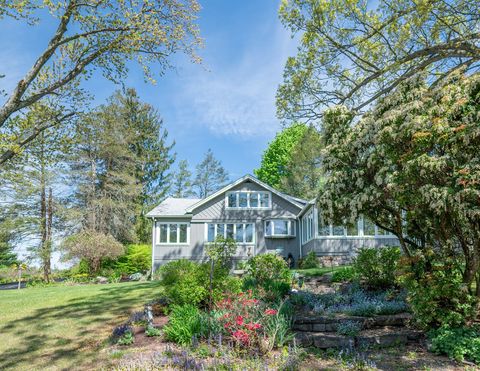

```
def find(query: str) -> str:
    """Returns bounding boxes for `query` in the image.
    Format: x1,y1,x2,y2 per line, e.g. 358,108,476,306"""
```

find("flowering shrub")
215,291,288,351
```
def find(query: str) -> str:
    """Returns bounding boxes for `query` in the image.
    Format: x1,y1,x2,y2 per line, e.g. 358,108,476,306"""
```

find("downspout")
151,217,155,279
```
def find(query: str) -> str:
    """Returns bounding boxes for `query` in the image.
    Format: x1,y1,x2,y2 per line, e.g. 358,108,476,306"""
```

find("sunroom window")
265,219,295,237
225,191,271,209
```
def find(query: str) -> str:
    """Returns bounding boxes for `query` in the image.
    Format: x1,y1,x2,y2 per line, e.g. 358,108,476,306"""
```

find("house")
147,174,399,272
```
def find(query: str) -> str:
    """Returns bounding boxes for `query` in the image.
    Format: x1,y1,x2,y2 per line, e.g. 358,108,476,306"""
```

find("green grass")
293,265,351,277
0,281,163,370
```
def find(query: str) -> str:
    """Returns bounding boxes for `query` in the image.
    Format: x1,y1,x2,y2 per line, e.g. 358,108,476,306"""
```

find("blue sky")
0,0,298,180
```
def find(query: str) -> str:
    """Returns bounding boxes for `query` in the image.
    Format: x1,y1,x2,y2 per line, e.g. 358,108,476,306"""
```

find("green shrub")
117,330,134,345
429,325,480,364
245,253,291,285
112,244,151,275
145,326,162,337
400,255,477,329
331,266,356,283
336,321,362,337
159,260,208,307
163,304,203,346
353,247,401,289
264,301,294,349
299,251,318,269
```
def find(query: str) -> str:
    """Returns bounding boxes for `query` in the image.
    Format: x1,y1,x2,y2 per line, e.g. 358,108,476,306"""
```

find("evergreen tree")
172,159,194,198
69,89,175,243
0,218,18,267
193,149,229,198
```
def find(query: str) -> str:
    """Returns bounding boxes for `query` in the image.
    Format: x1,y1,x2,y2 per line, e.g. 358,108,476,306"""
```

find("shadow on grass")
0,281,162,370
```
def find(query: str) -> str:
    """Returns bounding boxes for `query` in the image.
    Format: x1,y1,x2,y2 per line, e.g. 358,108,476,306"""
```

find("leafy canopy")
277,0,480,121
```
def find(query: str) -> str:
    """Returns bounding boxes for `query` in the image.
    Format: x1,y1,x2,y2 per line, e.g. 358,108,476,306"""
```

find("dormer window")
226,191,271,209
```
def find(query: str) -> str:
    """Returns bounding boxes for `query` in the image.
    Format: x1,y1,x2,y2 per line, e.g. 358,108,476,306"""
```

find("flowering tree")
318,71,480,296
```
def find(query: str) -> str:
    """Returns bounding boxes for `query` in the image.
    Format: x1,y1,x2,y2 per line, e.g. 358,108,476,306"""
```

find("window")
363,218,376,236
265,219,295,237
301,210,315,242
226,191,271,209
156,222,189,244
206,223,255,243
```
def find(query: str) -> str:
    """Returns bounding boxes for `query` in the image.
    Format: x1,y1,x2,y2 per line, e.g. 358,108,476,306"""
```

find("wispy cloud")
171,21,297,139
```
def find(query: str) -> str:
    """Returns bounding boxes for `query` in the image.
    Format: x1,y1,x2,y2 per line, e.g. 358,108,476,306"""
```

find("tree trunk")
44,187,53,283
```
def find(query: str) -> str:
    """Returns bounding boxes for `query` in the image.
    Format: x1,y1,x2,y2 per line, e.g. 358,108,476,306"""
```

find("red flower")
236,315,244,326
232,330,250,345
224,321,232,329
245,322,262,331
265,309,277,315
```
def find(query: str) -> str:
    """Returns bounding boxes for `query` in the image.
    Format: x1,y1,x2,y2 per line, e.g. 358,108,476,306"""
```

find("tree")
61,230,124,275
280,126,324,199
318,71,480,297
254,123,307,189
0,0,201,164
0,219,18,267
172,159,194,198
277,0,480,122
193,149,229,198
69,89,175,243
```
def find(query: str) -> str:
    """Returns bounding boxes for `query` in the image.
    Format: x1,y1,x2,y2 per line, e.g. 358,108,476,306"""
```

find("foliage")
399,254,477,329
61,230,124,274
117,331,134,346
254,123,307,189
69,89,175,244
0,218,17,267
244,253,292,302
353,247,401,289
429,325,480,364
171,159,194,198
291,284,409,317
280,126,324,199
245,253,291,285
163,304,203,346
0,0,201,163
193,149,229,198
317,72,480,298
299,251,318,269
112,244,151,275
145,326,162,337
336,321,363,337
277,0,480,121
215,291,290,351
159,259,208,307
205,236,237,269
331,266,356,283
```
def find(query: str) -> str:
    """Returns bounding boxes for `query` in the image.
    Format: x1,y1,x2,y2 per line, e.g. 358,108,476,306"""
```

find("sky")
0,0,298,268
0,0,299,180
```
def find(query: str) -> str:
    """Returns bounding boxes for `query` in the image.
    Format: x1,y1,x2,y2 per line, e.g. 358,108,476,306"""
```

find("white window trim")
301,210,315,244
225,191,272,210
204,222,256,245
315,215,396,239
265,219,296,238
155,222,190,245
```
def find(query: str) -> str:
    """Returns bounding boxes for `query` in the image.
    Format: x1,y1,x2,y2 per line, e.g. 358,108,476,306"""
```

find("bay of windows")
226,191,271,209
206,223,254,243
265,219,295,237
157,222,188,244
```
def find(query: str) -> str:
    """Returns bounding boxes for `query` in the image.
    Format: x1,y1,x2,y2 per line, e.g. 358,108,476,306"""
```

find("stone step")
293,313,411,332
295,327,423,349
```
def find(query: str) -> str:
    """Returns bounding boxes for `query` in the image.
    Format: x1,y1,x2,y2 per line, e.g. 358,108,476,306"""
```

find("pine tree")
172,160,194,198
193,149,229,198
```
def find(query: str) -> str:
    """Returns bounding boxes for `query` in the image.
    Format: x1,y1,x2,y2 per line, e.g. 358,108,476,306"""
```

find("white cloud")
171,22,297,139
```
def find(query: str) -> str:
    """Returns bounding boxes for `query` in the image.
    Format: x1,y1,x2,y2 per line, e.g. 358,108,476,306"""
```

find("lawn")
0,281,163,370
293,265,350,277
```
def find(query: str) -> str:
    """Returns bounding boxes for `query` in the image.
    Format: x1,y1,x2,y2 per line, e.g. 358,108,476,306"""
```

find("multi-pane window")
265,219,295,237
226,191,271,209
206,223,255,243
156,222,189,244
313,213,395,237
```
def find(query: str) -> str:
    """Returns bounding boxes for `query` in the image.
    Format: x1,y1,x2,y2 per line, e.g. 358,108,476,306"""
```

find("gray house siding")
152,180,302,271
